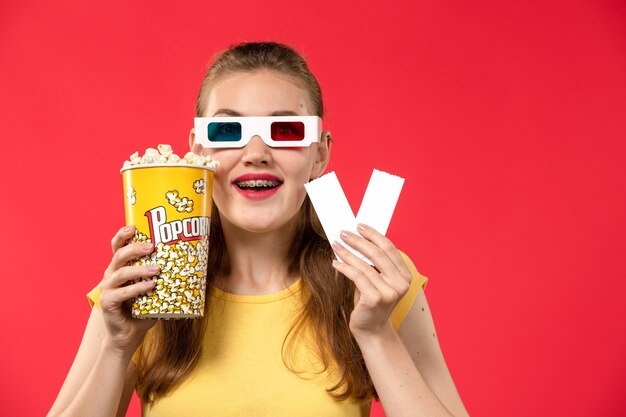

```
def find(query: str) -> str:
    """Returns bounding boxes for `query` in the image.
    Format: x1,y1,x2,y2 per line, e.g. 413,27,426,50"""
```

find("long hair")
135,41,375,402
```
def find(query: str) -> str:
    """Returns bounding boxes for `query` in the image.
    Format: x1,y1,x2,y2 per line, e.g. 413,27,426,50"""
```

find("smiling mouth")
234,179,283,191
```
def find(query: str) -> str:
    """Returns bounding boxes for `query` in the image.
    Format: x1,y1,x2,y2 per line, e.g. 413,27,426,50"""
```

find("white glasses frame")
194,116,323,148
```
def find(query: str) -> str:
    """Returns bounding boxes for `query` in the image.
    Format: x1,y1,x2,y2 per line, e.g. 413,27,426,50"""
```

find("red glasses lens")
270,121,305,141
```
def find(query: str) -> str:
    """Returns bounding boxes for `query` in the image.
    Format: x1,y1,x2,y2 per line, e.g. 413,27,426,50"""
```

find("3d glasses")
194,116,323,148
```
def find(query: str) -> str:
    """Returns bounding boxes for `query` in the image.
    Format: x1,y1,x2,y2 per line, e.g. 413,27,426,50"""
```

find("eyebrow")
211,109,300,117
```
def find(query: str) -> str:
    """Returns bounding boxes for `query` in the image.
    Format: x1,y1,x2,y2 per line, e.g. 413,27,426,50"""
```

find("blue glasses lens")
207,122,242,142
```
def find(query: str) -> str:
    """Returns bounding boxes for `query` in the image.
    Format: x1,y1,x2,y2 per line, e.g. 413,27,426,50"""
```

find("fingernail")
340,230,351,240
332,241,344,251
141,242,153,251
148,265,160,273
357,224,367,232
124,226,132,232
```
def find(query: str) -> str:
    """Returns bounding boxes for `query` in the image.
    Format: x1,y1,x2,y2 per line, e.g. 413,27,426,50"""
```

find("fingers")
332,241,401,306
336,227,411,296
100,264,159,311
100,279,156,313
108,241,155,273
104,264,160,289
355,224,411,281
103,226,160,309
111,225,136,254
332,252,380,296
341,230,398,278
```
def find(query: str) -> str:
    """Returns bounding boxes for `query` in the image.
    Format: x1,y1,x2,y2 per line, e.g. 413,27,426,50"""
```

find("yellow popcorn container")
121,164,214,319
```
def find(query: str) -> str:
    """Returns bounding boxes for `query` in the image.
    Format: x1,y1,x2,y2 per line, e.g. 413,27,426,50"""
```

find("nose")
241,135,272,166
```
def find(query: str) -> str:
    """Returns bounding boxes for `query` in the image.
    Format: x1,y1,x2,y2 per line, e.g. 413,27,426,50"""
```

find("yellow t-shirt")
87,253,427,416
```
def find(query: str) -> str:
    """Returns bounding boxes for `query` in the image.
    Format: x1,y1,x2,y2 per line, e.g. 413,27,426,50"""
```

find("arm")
331,224,470,417
356,288,471,417
395,289,470,417
47,226,158,417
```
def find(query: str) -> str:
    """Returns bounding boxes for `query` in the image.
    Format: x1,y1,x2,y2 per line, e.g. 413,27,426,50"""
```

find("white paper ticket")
305,169,405,264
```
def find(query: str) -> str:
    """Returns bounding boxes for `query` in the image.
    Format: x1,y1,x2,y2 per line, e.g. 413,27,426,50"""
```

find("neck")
218,216,298,295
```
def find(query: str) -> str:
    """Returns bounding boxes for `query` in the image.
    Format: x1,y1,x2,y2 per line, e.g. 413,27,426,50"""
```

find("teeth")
236,179,280,188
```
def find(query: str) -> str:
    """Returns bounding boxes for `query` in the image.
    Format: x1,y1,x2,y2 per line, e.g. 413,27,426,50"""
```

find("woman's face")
190,70,330,235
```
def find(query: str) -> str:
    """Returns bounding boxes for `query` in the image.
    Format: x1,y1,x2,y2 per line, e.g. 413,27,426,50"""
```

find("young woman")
48,41,470,417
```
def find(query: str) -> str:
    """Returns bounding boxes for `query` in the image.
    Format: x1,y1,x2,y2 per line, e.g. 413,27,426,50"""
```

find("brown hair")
135,41,375,402
195,41,323,118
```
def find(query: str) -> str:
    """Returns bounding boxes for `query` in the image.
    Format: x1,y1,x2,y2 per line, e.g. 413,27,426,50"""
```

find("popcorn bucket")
121,165,214,319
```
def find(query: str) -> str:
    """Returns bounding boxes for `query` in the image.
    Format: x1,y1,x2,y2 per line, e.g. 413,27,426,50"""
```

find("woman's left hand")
331,223,412,340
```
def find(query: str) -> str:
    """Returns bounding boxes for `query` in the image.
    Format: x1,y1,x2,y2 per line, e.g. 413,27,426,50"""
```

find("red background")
1,1,625,416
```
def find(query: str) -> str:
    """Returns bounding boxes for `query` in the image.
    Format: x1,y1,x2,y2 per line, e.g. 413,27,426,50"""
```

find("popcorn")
167,154,181,164
140,154,157,164
145,148,160,158
130,231,209,318
122,144,219,169
182,151,211,166
165,190,194,213
126,186,136,205
193,179,206,194
122,144,215,319
157,144,173,157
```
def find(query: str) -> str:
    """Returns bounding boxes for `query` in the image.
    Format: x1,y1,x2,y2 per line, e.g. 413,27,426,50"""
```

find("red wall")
1,1,625,416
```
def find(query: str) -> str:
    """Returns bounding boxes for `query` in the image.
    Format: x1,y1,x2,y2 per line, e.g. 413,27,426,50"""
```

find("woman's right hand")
99,225,159,356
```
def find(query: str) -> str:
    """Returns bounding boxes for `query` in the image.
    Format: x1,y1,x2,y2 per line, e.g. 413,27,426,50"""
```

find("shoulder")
390,251,428,331
87,284,102,309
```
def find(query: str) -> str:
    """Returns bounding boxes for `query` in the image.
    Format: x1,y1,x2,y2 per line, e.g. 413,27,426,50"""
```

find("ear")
310,130,332,179
188,127,204,155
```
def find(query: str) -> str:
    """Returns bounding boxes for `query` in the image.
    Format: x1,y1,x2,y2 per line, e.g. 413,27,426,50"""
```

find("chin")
224,211,298,235
242,223,282,234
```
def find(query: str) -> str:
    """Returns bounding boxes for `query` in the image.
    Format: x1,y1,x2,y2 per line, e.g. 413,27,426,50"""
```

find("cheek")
213,170,233,200
200,147,220,159
205,149,237,176
204,150,236,203
281,150,316,177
